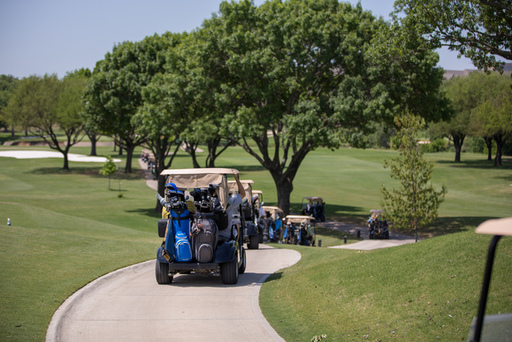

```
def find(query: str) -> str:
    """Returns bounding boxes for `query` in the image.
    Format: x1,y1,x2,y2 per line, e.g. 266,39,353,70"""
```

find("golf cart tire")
248,234,259,249
239,247,246,274
220,258,239,284
155,260,173,284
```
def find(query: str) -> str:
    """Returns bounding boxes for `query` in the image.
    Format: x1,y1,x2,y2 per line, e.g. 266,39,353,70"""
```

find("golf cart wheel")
239,247,246,274
248,234,259,249
220,256,239,285
155,260,173,284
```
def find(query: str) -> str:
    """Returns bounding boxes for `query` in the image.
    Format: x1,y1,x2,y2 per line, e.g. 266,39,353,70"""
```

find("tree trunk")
63,153,69,170
124,146,133,173
452,133,465,162
494,134,504,167
484,137,493,161
87,132,99,156
275,178,294,216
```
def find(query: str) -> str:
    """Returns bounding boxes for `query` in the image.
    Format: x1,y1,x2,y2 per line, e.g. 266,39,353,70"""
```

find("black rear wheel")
248,234,259,249
221,255,239,284
239,247,246,274
155,260,173,284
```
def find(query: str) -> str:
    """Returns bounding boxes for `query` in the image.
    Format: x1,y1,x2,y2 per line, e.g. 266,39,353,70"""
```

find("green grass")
0,143,510,341
0,145,158,341
261,232,512,341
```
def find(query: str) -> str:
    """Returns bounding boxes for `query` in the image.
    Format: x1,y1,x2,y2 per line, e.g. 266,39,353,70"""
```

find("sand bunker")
0,150,121,163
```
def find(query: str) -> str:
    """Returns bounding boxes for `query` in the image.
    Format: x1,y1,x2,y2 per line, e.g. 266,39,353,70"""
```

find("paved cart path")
46,245,301,342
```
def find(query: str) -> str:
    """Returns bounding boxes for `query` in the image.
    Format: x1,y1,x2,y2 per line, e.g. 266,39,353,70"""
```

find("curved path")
47,245,301,342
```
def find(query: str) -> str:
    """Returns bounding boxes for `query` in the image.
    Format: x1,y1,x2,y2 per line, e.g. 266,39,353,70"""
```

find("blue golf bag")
163,184,193,262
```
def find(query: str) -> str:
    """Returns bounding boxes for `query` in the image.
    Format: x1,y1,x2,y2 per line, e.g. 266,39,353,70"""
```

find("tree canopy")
394,0,512,71
190,0,449,213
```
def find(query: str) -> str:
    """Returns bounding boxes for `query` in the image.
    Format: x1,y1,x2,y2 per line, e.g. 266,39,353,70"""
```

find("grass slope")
261,232,512,341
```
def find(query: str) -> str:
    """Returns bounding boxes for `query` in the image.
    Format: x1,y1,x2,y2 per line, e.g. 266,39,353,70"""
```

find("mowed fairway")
0,144,511,341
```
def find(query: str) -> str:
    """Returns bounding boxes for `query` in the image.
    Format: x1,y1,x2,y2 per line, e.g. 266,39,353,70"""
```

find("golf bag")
163,184,193,262
191,214,218,263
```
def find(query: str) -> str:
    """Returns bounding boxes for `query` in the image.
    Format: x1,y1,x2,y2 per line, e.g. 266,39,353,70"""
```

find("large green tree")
381,114,447,242
84,34,172,172
0,75,19,134
472,72,512,166
394,0,512,71
3,73,86,169
429,75,482,162
198,0,448,214
133,33,190,204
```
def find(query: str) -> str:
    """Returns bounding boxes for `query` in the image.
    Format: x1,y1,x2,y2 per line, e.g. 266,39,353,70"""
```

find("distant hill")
443,62,511,79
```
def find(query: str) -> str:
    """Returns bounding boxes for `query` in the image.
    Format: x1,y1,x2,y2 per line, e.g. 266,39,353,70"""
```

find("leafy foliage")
381,114,447,241
99,155,118,190
394,0,512,71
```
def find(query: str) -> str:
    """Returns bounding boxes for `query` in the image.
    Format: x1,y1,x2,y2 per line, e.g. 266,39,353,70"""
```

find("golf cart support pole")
472,234,502,342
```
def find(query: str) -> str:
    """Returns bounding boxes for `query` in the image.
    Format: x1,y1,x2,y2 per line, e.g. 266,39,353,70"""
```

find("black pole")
472,235,502,342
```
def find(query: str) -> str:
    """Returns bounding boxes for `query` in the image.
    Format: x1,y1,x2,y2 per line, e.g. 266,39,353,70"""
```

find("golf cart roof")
160,168,239,208
370,209,384,216
286,215,313,224
303,196,323,202
262,206,283,212
228,180,253,200
262,206,284,220
476,217,512,236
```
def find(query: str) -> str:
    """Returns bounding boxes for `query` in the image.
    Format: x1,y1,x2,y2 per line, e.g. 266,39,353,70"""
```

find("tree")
429,74,482,162
472,72,512,166
0,75,19,134
381,114,447,242
84,34,171,173
394,0,512,71
199,0,448,214
3,73,86,169
99,155,118,190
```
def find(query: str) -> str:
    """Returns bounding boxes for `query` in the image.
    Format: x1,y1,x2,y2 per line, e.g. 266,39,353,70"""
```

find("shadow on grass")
230,164,267,172
264,271,284,283
436,157,512,170
125,207,161,219
382,216,498,239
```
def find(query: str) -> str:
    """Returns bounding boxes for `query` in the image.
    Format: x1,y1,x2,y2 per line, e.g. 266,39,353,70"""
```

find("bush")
420,138,447,153
464,136,486,153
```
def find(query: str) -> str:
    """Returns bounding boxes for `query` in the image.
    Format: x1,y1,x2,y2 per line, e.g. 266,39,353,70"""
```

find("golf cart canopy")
262,206,284,220
476,217,512,236
160,168,239,209
228,180,254,200
286,215,313,225
303,196,324,203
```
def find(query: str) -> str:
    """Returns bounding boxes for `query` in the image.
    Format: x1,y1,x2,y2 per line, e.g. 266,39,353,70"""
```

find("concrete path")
315,220,417,250
46,245,301,342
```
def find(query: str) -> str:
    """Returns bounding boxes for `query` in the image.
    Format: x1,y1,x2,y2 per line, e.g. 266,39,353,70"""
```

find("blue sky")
0,0,477,79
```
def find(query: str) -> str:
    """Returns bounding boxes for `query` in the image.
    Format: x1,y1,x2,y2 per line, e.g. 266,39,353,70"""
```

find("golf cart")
228,179,261,249
261,206,284,242
155,168,246,285
284,215,315,246
301,196,325,222
367,209,389,239
467,217,512,341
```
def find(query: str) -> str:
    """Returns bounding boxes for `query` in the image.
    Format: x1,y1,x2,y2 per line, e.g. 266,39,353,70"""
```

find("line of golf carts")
154,169,321,284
